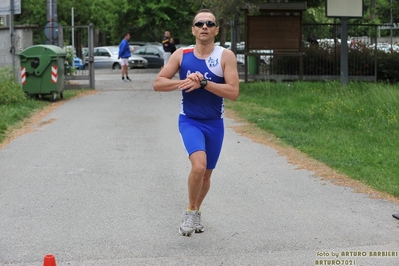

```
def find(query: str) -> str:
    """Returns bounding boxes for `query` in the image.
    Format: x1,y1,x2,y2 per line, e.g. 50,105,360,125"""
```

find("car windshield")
134,48,145,55
108,46,119,55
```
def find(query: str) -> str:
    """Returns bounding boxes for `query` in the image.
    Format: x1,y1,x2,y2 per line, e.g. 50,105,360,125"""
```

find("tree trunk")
370,0,376,20
219,18,227,46
370,0,376,44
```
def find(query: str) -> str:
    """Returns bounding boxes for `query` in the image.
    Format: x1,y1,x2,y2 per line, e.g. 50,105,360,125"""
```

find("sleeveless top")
179,45,226,120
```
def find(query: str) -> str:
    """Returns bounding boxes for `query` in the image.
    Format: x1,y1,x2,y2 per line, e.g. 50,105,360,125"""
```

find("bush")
0,68,27,105
64,45,77,75
376,50,399,84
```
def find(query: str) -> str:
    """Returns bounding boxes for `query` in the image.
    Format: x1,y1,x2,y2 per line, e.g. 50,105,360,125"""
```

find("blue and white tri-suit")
178,45,226,169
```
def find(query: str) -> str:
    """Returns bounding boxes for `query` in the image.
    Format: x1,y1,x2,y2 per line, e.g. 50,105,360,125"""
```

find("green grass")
0,67,89,143
226,81,399,197
0,90,85,144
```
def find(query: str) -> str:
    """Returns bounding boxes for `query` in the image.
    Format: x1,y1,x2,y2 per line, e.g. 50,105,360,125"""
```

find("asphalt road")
1,71,399,266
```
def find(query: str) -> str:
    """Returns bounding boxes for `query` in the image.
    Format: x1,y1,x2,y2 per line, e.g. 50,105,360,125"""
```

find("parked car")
133,45,164,68
129,41,162,46
175,44,191,48
82,47,88,57
66,56,84,70
73,56,84,70
83,46,148,70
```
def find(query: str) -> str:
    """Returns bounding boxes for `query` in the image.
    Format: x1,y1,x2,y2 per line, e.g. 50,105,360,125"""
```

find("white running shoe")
179,209,197,237
194,211,204,233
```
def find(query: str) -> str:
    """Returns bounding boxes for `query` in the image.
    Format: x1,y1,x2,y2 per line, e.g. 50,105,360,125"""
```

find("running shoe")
179,209,197,237
194,210,204,233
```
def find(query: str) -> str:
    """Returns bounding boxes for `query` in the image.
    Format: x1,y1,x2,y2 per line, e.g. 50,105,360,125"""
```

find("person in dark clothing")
170,38,177,54
162,31,172,66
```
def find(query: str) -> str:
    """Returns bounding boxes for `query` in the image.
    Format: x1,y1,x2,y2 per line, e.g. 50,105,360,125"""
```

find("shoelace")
183,211,196,227
195,213,201,225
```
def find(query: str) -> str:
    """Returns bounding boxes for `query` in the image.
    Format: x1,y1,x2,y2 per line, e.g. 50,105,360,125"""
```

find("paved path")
1,72,399,265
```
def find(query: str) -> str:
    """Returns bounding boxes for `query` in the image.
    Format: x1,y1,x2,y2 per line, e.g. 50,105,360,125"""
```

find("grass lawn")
225,81,399,198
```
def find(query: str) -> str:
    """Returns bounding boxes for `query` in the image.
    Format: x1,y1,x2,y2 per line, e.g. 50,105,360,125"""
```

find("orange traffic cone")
43,254,56,266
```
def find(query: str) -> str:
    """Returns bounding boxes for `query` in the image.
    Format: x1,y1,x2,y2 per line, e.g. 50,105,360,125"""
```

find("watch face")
200,79,207,87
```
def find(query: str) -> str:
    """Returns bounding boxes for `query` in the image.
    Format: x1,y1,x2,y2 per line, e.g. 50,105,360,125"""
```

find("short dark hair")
193,9,217,24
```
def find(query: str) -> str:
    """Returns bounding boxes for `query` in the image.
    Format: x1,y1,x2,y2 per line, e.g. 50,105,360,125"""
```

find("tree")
13,0,399,47
189,0,245,44
15,0,127,45
111,0,196,44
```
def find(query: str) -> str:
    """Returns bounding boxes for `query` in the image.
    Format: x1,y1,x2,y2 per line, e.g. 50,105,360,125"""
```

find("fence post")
89,23,95,89
340,17,349,86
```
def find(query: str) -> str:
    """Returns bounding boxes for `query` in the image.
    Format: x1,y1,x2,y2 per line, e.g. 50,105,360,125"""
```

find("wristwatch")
200,79,207,88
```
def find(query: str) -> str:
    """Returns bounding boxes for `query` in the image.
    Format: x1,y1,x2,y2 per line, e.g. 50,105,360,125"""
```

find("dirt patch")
0,90,97,150
224,109,399,205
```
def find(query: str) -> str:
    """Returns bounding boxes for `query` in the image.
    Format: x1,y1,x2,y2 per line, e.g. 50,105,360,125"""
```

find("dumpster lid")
18,45,66,58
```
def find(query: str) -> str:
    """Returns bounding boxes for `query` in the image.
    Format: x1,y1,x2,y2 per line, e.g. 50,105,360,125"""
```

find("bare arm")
153,49,182,92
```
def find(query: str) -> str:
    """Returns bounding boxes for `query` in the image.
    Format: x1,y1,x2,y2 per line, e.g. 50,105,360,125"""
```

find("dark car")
133,45,164,68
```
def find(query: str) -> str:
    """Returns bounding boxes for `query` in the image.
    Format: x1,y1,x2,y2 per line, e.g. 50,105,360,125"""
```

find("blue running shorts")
178,114,224,169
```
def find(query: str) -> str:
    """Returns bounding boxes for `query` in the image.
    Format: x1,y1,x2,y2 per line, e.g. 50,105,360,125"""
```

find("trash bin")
248,55,259,75
18,45,66,101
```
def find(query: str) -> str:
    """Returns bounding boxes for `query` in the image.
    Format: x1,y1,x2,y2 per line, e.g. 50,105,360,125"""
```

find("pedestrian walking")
153,9,240,237
118,33,132,82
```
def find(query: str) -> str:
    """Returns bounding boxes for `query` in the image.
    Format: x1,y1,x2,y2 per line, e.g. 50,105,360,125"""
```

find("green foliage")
226,81,399,197
375,0,399,24
115,0,197,44
0,68,27,105
0,67,43,143
63,45,77,75
376,50,399,83
12,0,399,46
0,87,87,144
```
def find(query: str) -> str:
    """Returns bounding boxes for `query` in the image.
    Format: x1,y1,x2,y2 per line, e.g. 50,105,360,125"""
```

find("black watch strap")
200,79,207,88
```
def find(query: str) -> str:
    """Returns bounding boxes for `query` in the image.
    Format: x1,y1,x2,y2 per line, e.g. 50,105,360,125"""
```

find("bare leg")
187,150,207,210
125,65,129,79
197,169,212,210
121,65,128,78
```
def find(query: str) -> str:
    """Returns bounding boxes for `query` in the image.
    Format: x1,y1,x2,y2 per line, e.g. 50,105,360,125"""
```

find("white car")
83,46,148,69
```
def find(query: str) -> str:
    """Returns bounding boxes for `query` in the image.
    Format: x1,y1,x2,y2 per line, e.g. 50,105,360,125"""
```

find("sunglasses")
194,20,217,28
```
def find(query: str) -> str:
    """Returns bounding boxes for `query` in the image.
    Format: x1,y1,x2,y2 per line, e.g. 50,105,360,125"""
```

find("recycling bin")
18,45,66,101
248,55,259,75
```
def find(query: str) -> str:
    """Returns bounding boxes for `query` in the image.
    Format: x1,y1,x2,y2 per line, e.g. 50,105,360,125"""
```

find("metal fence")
235,23,387,82
32,24,94,89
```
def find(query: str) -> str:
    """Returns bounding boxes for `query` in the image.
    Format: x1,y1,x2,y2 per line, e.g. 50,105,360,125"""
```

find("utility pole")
46,0,58,45
10,0,16,81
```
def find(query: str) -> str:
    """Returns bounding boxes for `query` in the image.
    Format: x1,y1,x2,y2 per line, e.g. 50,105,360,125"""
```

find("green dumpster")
18,45,66,101
248,55,259,75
